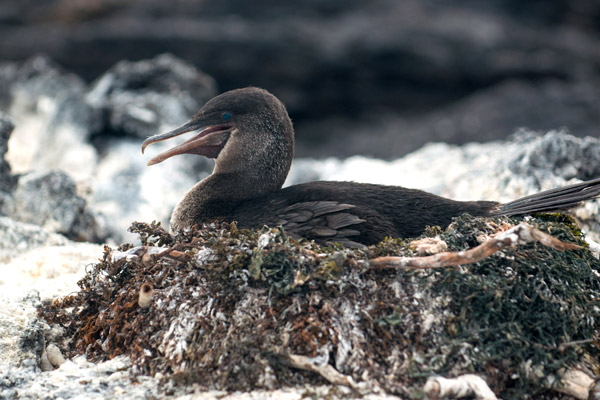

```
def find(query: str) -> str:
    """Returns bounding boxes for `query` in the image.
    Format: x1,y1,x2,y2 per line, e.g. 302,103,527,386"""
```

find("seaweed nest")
41,214,600,399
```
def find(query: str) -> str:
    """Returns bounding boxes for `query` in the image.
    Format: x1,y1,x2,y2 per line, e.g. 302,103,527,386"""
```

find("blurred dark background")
1,0,599,159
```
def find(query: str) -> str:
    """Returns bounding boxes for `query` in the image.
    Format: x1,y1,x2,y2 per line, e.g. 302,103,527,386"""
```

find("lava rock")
86,53,217,139
0,74,107,243
0,292,44,392
0,216,69,263
507,129,600,182
12,170,107,242
0,112,16,195
0,56,101,180
0,113,13,176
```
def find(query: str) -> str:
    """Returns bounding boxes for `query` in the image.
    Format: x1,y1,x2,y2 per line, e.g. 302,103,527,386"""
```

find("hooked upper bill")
142,121,233,166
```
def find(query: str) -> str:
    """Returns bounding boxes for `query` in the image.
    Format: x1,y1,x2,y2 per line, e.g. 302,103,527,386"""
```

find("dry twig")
369,222,581,270
282,353,362,389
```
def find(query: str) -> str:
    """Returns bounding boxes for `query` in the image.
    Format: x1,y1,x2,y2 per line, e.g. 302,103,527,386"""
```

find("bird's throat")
169,172,279,231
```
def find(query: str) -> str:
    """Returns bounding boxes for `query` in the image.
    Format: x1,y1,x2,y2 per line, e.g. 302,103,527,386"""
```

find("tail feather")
492,177,600,217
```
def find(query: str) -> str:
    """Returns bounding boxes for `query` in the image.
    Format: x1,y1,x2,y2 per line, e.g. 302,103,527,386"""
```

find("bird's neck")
170,171,283,230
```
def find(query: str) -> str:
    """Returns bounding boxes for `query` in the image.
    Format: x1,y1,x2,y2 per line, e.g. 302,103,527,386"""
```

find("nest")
41,214,600,399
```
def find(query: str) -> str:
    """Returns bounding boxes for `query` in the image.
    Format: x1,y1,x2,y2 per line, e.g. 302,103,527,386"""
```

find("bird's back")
232,181,497,246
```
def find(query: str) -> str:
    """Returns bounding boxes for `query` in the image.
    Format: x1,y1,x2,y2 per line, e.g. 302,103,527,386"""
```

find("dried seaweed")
40,214,600,399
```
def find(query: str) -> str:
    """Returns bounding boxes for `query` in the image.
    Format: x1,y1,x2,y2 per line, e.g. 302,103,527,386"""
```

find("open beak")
141,121,232,166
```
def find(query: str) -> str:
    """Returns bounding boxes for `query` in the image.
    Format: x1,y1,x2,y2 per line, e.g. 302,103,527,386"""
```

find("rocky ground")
0,54,599,399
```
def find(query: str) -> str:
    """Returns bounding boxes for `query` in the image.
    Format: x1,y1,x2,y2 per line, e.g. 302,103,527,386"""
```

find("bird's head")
142,87,294,185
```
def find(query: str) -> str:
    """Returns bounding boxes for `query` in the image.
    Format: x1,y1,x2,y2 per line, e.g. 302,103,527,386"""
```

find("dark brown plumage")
142,87,600,247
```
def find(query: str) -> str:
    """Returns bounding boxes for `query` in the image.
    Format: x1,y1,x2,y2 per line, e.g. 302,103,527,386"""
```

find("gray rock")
0,95,107,243
0,55,87,109
12,170,107,242
0,113,16,209
1,55,101,180
0,292,43,394
0,112,14,182
508,129,600,181
0,216,68,263
87,53,217,139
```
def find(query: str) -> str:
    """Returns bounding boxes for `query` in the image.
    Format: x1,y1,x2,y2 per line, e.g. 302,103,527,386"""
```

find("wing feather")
274,201,366,246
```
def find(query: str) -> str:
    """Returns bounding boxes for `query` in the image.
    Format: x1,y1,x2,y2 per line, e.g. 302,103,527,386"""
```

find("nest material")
41,214,600,399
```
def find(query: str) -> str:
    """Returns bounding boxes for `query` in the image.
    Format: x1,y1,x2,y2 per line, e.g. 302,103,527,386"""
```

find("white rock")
45,344,66,368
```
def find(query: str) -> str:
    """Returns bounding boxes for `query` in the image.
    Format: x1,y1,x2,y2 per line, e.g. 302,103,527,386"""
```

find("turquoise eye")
222,112,231,121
